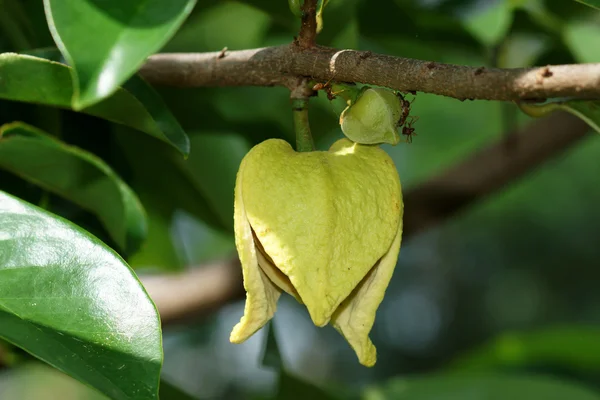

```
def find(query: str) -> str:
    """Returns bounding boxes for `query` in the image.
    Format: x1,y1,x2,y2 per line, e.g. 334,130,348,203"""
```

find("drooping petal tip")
230,158,282,343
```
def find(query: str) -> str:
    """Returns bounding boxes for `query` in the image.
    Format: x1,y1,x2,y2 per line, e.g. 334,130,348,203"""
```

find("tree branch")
140,45,600,101
141,258,243,325
403,112,590,235
143,112,591,325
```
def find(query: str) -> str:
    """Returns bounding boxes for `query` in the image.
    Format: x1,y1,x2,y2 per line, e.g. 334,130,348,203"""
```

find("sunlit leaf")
0,53,189,155
43,0,196,109
0,122,146,253
0,190,162,400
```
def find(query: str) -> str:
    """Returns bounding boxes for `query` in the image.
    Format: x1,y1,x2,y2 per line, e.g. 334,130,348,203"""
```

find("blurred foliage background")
2,0,600,399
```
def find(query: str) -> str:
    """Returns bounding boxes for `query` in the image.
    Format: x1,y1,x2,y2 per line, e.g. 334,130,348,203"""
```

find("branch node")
217,47,228,59
474,66,485,76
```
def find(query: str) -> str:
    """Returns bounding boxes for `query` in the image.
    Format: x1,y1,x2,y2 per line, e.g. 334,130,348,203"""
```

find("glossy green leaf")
0,190,162,400
0,122,146,253
518,100,600,133
451,327,600,373
0,53,189,155
43,0,196,109
363,375,600,400
574,0,600,10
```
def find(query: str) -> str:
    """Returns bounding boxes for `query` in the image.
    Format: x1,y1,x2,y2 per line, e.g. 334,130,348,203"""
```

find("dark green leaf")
159,380,199,400
573,0,600,10
0,53,189,155
0,0,35,50
0,122,146,253
43,0,196,109
450,327,600,373
0,190,162,400
162,2,271,53
364,374,600,400
182,132,250,231
518,100,600,133
126,192,183,271
115,128,232,270
277,371,340,400
262,323,283,370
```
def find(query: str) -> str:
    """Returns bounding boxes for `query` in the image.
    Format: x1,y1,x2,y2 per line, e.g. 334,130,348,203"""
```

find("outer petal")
242,139,401,327
331,215,403,367
230,162,281,344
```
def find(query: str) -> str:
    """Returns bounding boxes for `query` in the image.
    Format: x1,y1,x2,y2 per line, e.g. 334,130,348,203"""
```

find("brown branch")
140,258,243,325
140,45,600,101
297,0,318,49
403,112,590,236
143,112,591,325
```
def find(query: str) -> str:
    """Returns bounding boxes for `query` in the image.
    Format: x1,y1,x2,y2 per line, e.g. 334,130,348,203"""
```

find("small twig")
297,0,319,49
141,45,600,102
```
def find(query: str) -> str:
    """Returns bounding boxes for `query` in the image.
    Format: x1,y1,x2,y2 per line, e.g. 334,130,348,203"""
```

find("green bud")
339,87,402,145
289,0,303,18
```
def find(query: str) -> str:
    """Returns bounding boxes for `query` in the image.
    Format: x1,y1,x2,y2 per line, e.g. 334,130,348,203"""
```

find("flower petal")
230,164,281,344
331,216,403,367
241,139,401,328
255,235,303,304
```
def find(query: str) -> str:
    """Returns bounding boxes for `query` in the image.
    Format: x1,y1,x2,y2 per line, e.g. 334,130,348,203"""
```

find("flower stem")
292,98,315,152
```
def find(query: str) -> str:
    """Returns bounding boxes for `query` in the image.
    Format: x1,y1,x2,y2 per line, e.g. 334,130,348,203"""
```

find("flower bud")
340,87,402,145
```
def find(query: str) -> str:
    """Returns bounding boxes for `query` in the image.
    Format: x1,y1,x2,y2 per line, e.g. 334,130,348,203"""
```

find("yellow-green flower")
230,138,403,366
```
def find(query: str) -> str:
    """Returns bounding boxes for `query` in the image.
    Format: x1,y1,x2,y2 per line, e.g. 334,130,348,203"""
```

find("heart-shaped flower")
230,138,403,366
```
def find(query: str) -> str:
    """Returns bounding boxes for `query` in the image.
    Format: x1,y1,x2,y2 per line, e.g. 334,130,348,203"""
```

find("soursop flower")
230,138,403,366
